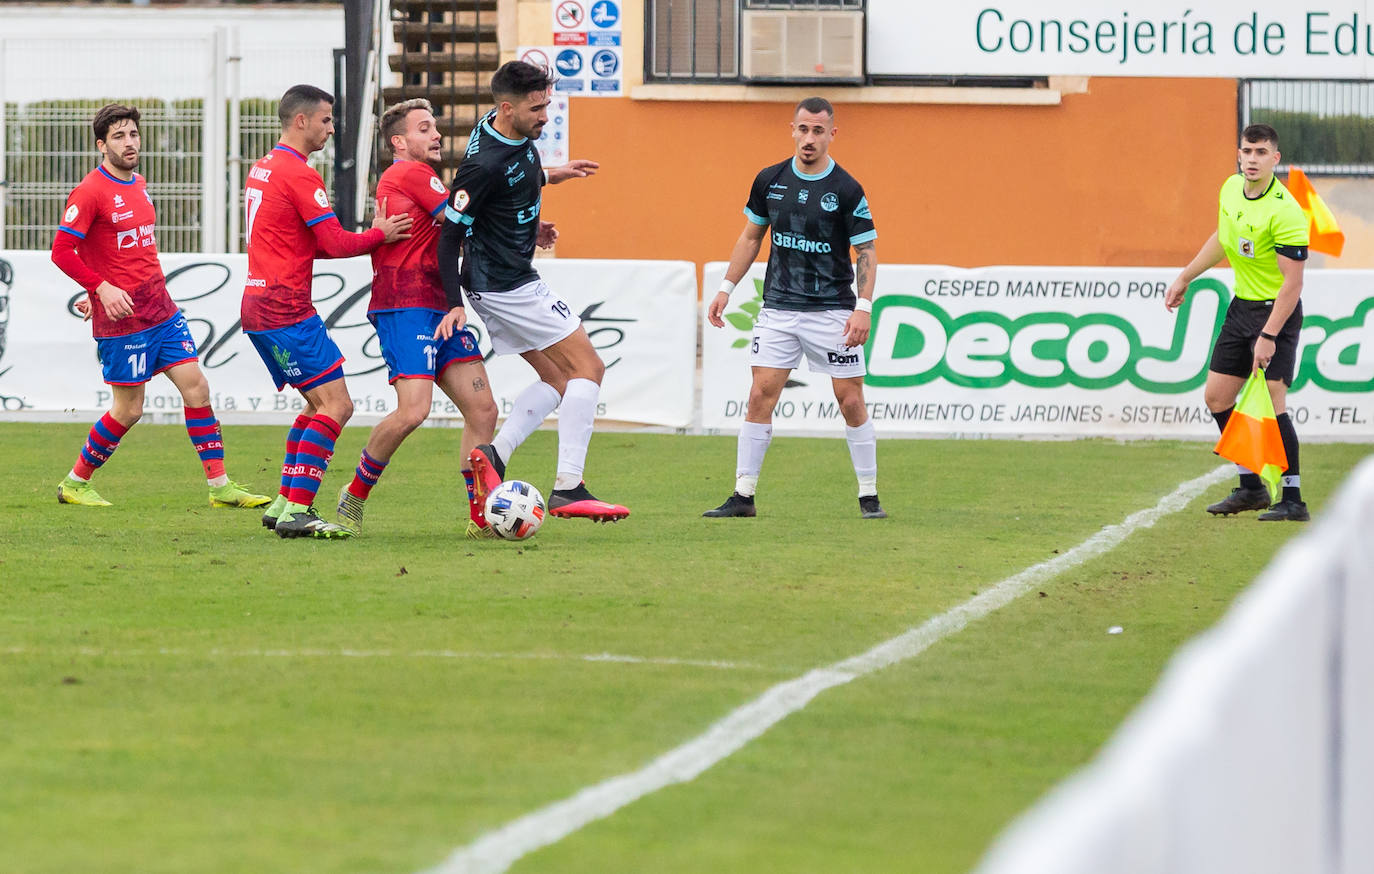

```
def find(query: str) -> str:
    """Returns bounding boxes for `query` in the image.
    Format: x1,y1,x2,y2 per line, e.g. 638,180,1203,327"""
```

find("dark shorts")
1209,297,1303,385
369,308,483,384
97,311,198,385
246,314,345,391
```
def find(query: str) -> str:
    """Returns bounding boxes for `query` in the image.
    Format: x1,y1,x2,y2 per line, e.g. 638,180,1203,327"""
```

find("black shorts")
1209,297,1303,385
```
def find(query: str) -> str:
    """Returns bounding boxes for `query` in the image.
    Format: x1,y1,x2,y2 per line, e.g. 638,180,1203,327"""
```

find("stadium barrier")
973,456,1374,874
0,252,697,427
5,254,1374,438
703,262,1374,438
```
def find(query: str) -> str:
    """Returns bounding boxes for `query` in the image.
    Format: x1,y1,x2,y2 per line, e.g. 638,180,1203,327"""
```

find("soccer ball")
483,480,546,540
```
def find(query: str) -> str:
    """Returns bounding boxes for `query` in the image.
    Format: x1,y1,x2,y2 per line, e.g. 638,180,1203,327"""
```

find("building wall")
504,2,1239,269
539,78,1239,270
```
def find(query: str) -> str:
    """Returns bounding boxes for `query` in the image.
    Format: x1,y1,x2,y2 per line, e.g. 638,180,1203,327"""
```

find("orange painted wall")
539,78,1238,275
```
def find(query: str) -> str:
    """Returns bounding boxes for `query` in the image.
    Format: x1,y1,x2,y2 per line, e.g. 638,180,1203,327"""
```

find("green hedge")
1250,109,1374,169
3,97,333,252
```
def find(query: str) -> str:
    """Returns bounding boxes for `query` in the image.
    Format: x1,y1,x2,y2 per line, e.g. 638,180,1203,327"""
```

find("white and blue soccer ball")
483,480,546,540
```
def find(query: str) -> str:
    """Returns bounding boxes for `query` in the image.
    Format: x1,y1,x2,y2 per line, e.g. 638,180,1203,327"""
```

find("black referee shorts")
1208,297,1303,385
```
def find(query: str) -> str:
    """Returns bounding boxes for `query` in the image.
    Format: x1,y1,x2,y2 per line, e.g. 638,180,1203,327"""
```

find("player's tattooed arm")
854,241,877,301
842,241,878,348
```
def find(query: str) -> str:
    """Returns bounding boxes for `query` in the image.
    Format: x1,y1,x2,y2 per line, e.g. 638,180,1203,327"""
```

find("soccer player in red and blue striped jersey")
334,98,499,538
49,103,269,510
242,85,411,539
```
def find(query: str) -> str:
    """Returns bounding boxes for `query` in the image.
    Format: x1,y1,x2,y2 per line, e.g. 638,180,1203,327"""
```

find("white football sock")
493,380,562,463
554,377,599,490
734,421,772,497
846,419,878,497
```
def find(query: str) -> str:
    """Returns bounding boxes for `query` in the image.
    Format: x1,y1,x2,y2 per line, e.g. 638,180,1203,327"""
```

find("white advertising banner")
868,1,1374,78
702,263,1374,438
0,252,696,427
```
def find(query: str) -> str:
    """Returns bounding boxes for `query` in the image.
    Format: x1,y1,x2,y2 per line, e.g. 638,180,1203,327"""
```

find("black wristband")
1259,330,1278,342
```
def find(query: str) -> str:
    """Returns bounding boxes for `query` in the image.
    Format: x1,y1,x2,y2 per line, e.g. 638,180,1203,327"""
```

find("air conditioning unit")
741,10,864,82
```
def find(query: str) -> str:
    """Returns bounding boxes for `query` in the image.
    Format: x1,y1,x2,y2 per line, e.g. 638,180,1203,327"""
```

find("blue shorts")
97,311,198,385
246,314,345,391
370,308,483,384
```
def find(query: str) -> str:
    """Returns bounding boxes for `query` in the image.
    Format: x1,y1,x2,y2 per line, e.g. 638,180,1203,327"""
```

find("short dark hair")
490,61,555,103
795,97,834,121
380,98,434,150
1242,123,1279,149
278,84,334,128
93,104,140,143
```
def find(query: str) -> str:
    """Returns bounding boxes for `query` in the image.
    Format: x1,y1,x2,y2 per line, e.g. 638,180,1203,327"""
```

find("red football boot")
468,444,505,506
548,482,630,522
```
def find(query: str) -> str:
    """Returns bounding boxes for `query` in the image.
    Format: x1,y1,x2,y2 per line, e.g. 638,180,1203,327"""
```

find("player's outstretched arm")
1165,230,1223,312
707,221,768,328
545,160,600,184
309,214,404,260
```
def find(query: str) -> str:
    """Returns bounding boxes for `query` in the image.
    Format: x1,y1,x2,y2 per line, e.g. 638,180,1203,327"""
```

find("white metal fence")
0,12,340,254
974,456,1374,874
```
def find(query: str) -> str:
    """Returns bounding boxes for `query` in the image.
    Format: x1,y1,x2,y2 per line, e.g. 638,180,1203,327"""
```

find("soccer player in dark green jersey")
1165,123,1310,522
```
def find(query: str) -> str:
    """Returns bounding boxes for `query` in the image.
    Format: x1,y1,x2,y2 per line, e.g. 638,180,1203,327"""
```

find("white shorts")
750,306,866,378
465,279,581,355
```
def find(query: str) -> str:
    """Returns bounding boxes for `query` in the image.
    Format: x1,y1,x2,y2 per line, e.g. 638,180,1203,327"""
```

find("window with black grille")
646,2,1037,87
648,1,865,83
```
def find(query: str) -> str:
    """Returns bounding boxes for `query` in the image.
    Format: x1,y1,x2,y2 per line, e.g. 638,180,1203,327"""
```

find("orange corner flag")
1287,167,1344,257
1214,369,1288,502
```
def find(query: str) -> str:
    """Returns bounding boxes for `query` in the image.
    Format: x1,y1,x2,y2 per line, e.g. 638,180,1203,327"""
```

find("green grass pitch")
1,421,1366,873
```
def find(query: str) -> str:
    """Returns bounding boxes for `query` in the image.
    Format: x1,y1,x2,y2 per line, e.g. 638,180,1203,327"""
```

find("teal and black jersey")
744,157,876,312
438,111,544,299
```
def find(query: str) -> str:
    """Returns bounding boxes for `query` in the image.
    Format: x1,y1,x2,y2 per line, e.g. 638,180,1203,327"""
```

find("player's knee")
543,374,568,396
179,378,210,407
835,390,867,423
396,406,429,433
111,407,142,429
468,394,498,431
573,355,605,384
1203,386,1233,412
746,390,778,420
460,399,498,443
327,402,354,427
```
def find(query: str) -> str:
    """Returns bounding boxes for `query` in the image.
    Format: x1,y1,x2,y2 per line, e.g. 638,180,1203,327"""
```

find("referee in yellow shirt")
1165,123,1310,522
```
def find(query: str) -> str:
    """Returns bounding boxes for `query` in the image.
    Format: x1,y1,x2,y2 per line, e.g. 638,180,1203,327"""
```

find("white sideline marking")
0,647,765,672
419,464,1234,874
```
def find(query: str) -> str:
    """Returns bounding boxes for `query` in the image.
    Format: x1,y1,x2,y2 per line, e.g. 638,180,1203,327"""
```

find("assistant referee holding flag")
1165,123,1310,522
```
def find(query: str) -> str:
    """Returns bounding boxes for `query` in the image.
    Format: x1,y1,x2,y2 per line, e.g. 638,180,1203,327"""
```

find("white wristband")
542,168,550,185
719,279,736,297
855,297,873,313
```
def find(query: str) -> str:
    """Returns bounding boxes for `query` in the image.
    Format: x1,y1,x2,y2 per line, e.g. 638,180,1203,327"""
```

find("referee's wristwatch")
1259,330,1279,342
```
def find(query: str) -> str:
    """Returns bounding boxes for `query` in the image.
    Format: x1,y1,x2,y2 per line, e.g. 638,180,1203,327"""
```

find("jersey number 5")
244,188,263,244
